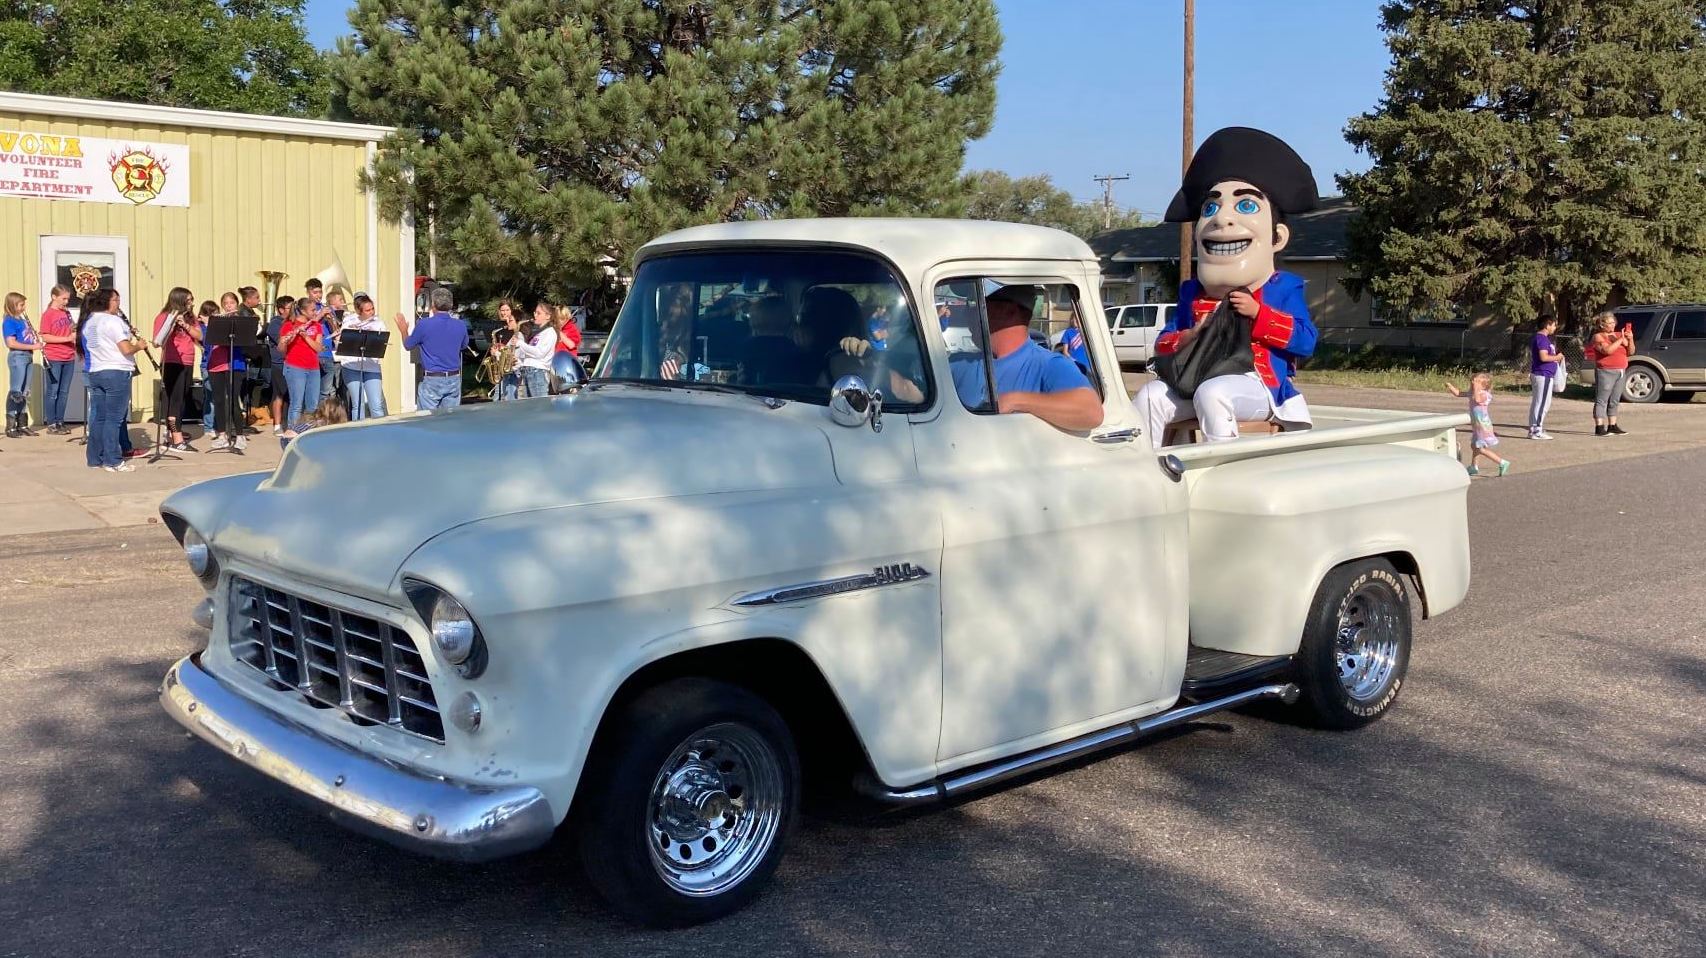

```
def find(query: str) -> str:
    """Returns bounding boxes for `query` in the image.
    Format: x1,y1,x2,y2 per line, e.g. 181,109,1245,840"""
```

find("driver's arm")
998,388,1104,431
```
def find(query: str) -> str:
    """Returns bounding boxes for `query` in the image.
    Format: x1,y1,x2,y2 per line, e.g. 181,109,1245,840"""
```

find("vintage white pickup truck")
159,219,1471,926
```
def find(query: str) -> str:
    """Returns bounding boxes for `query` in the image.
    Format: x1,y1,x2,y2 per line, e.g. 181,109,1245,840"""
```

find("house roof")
0,91,395,143
1091,196,1355,263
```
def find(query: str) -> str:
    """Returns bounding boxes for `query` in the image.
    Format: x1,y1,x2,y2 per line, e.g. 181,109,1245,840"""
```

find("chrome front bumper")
160,654,555,862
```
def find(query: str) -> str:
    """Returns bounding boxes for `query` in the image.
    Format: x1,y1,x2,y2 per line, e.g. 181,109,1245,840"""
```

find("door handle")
1093,427,1141,443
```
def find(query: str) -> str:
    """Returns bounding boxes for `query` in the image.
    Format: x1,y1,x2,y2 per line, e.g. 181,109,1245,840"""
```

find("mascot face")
1194,179,1290,299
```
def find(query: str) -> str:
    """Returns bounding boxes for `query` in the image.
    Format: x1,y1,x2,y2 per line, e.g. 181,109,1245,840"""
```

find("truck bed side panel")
1185,444,1471,657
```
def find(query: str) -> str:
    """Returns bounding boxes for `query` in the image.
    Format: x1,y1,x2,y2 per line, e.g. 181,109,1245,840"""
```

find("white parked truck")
159,219,1471,926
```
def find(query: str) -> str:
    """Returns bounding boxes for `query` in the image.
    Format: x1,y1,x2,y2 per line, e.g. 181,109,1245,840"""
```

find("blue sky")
302,0,1391,216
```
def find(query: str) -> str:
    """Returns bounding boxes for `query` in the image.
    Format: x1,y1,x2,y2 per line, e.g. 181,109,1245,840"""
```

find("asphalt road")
2,449,1703,957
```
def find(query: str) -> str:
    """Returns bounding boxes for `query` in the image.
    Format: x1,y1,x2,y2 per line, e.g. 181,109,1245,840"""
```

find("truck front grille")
227,576,444,742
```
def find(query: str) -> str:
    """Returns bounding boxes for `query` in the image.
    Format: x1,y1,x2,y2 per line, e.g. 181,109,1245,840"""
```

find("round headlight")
184,529,212,579
430,593,477,665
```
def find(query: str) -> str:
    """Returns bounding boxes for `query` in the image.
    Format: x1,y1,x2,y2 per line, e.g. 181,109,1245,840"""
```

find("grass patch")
1293,364,1531,394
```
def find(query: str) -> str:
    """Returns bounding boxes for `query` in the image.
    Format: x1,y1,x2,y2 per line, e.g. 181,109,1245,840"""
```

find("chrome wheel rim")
1626,372,1654,399
646,722,784,897
1334,583,1404,702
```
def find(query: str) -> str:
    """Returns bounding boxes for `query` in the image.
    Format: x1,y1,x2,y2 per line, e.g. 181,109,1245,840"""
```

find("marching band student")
319,285,343,402
278,298,324,430
4,291,43,437
38,286,78,434
555,304,583,359
152,286,203,451
265,296,294,435
514,302,559,398
204,292,249,451
79,288,145,472
337,294,388,420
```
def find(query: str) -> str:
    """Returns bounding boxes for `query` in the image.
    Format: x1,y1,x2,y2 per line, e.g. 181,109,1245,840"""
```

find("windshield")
597,249,931,408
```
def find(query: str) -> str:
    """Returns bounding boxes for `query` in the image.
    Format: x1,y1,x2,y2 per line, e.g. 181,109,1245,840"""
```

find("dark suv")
1589,306,1706,403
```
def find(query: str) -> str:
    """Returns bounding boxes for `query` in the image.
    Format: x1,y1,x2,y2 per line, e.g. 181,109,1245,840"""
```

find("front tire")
1622,365,1663,404
575,678,799,927
1293,559,1412,729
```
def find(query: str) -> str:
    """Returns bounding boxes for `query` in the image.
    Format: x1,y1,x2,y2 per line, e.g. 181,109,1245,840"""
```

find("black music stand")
336,330,389,414
206,315,261,455
146,378,182,463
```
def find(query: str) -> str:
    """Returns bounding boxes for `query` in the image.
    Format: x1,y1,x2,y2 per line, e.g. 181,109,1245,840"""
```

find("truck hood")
183,389,836,596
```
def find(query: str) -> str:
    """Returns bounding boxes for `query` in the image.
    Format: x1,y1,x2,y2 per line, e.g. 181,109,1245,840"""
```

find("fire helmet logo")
109,148,168,205
69,264,103,297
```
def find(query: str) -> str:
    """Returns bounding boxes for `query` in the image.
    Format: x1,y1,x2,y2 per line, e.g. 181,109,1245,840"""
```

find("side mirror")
829,375,883,433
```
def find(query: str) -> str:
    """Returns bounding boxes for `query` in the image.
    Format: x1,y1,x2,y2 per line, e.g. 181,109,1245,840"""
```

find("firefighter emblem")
69,264,104,298
109,148,169,205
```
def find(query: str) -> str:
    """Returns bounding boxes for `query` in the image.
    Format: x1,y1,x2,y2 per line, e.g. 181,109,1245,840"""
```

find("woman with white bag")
1528,316,1565,439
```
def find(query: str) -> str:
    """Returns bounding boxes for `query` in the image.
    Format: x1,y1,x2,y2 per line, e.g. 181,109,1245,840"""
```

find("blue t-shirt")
3,316,31,351
950,341,1091,409
1059,327,1090,372
405,312,470,373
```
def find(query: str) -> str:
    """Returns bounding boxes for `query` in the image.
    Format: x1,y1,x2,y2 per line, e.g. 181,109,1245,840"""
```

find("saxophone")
478,329,517,393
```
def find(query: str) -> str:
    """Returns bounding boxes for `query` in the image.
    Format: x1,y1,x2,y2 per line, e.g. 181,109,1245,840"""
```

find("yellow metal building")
0,91,417,423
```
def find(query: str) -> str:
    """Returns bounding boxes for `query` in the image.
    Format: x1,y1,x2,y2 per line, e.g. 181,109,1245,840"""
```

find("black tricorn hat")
1164,127,1319,223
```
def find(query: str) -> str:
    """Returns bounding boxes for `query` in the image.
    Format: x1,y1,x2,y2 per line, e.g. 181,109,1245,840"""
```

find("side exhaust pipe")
859,683,1300,806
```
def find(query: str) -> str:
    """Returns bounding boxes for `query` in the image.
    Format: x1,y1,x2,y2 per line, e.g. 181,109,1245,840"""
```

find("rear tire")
1292,559,1412,729
575,678,800,927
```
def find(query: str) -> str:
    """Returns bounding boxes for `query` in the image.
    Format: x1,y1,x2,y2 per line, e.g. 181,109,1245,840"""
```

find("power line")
1092,173,1131,229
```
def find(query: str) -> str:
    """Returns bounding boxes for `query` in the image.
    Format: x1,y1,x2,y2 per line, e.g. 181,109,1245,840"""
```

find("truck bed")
1166,405,1468,479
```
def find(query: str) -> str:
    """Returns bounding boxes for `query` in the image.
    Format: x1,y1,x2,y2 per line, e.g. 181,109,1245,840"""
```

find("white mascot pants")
1134,372,1273,450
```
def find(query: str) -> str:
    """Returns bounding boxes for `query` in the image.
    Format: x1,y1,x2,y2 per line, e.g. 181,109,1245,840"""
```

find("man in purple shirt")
393,287,469,410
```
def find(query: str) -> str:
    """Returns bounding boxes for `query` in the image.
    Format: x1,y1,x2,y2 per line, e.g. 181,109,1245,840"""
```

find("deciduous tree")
331,0,1001,295
963,170,1149,240
1340,0,1706,327
0,0,329,117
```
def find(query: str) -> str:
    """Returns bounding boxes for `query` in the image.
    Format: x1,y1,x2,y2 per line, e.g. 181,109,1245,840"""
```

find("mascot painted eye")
1235,197,1261,215
1201,200,1221,218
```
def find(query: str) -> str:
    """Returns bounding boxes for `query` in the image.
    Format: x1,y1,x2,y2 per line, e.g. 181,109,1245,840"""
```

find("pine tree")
331,0,1001,297
0,0,329,117
963,170,1150,239
1340,0,1706,328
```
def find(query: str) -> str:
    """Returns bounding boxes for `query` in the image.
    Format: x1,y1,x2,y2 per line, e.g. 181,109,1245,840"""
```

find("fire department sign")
0,129,190,207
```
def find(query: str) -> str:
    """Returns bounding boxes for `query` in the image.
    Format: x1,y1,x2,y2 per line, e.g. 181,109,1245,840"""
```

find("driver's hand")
838,336,870,357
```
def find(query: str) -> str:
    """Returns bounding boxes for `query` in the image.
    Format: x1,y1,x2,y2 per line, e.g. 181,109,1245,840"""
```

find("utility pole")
1180,0,1195,282
1092,173,1131,230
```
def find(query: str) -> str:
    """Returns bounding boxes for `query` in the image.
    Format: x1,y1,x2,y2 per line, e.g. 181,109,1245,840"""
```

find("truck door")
917,269,1189,768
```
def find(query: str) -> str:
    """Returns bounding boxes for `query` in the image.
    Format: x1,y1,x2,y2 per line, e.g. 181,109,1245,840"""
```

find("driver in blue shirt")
950,284,1103,431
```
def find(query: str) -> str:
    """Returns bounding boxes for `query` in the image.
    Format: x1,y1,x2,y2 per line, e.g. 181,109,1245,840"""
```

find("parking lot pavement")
1,441,1702,954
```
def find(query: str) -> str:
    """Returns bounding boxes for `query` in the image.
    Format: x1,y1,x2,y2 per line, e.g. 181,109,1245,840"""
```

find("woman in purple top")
1528,317,1564,439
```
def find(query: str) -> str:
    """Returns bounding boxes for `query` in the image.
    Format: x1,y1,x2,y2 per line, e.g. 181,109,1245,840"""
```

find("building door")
39,236,131,423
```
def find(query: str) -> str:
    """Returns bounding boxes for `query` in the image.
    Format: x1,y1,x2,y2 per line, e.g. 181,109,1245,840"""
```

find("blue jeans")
86,370,131,467
282,364,320,428
44,359,73,425
416,374,461,410
520,366,549,398
343,367,386,420
498,371,519,401
319,357,338,401
7,350,33,418
200,373,215,429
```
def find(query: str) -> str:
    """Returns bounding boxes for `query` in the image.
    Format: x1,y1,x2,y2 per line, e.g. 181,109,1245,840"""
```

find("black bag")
1152,294,1255,399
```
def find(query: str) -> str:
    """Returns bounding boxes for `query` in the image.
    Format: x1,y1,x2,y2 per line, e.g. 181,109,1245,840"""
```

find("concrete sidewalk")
0,424,281,536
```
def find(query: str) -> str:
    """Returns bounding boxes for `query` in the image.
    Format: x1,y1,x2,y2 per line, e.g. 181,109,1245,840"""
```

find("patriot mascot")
1135,127,1320,448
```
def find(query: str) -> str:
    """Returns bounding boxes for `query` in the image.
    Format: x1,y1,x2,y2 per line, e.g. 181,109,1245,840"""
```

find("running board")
857,683,1300,807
